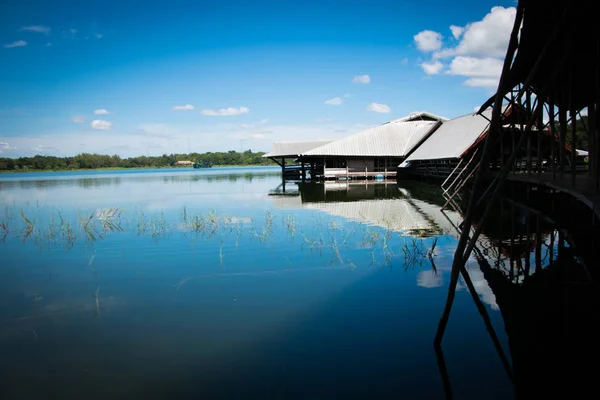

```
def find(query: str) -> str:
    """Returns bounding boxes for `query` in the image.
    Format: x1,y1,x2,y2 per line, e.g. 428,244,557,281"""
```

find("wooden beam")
537,97,543,176
434,1,526,345
559,106,567,176
550,100,556,180
571,105,577,186
526,90,532,178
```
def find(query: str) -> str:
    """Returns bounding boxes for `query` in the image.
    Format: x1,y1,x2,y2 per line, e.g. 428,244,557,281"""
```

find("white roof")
403,110,492,162
576,149,589,156
263,140,333,158
395,111,449,122
302,120,439,157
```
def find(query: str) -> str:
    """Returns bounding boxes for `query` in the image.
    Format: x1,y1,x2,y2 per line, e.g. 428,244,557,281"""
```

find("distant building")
174,160,194,166
264,112,447,180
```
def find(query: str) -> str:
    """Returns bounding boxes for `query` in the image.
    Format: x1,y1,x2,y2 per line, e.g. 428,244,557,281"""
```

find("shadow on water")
435,180,600,400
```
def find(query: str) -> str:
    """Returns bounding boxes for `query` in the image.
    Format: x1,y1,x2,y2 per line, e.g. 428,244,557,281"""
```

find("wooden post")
550,101,556,180
346,158,349,180
559,106,567,176
535,213,542,273
385,157,388,178
537,98,543,176
365,166,367,179
511,88,516,175
571,106,577,186
526,90,532,178
301,156,306,182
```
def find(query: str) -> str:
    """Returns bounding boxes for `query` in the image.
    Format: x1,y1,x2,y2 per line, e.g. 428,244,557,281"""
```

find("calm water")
0,167,516,399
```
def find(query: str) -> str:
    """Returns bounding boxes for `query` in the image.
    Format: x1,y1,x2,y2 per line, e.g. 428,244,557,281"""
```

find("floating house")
174,160,194,167
264,112,447,181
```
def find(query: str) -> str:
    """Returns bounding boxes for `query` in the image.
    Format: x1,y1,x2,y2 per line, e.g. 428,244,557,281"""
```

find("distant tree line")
0,150,275,171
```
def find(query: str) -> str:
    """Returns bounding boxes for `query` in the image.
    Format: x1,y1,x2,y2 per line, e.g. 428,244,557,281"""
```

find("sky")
0,0,517,158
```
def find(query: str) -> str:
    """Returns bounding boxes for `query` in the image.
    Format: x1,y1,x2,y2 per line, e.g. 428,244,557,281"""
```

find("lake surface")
0,167,521,398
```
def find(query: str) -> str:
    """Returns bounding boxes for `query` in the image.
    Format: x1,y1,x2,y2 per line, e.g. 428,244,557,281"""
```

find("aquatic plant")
20,209,34,239
92,286,101,316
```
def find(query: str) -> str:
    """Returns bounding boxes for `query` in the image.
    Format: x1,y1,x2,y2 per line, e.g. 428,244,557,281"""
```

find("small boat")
193,161,213,168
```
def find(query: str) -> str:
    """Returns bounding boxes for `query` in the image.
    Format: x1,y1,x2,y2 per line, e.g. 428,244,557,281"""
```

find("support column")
571,106,577,186
550,101,556,180
301,156,306,182
559,106,567,176
526,90,532,178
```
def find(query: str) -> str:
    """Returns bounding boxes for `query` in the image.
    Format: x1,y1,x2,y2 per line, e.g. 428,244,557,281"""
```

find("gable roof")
395,111,449,123
302,120,440,158
403,109,493,162
263,140,333,158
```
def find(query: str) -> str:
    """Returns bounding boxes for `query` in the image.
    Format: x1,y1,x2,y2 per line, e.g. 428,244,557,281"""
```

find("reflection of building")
271,181,464,237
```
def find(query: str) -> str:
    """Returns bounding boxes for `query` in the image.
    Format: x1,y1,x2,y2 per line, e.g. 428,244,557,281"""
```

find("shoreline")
0,165,277,174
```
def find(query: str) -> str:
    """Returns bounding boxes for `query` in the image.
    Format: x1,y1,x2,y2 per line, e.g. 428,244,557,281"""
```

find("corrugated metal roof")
263,140,333,158
395,111,449,122
302,120,439,157
403,110,492,162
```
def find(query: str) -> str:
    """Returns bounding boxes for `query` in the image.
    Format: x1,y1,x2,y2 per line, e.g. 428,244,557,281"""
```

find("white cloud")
91,120,112,130
0,141,16,152
367,103,391,113
352,75,371,84
94,109,111,115
325,97,342,106
249,133,266,140
464,78,500,90
3,40,27,48
421,60,444,75
201,106,250,116
71,116,85,123
450,25,464,40
33,144,58,153
137,123,180,138
172,104,194,111
434,6,516,59
447,56,503,78
415,6,516,91
401,58,409,66
414,30,443,52
20,25,51,35
240,118,269,129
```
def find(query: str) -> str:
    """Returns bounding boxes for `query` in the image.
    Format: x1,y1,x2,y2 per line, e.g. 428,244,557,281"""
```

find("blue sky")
0,0,516,157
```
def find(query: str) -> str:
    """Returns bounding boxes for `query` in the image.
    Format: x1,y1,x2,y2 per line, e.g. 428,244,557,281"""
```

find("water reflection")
274,179,600,399
2,168,597,398
435,182,600,399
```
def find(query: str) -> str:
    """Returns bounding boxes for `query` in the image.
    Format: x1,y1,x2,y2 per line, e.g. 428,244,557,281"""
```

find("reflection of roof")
303,199,434,233
303,120,439,157
403,110,492,162
263,141,333,158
